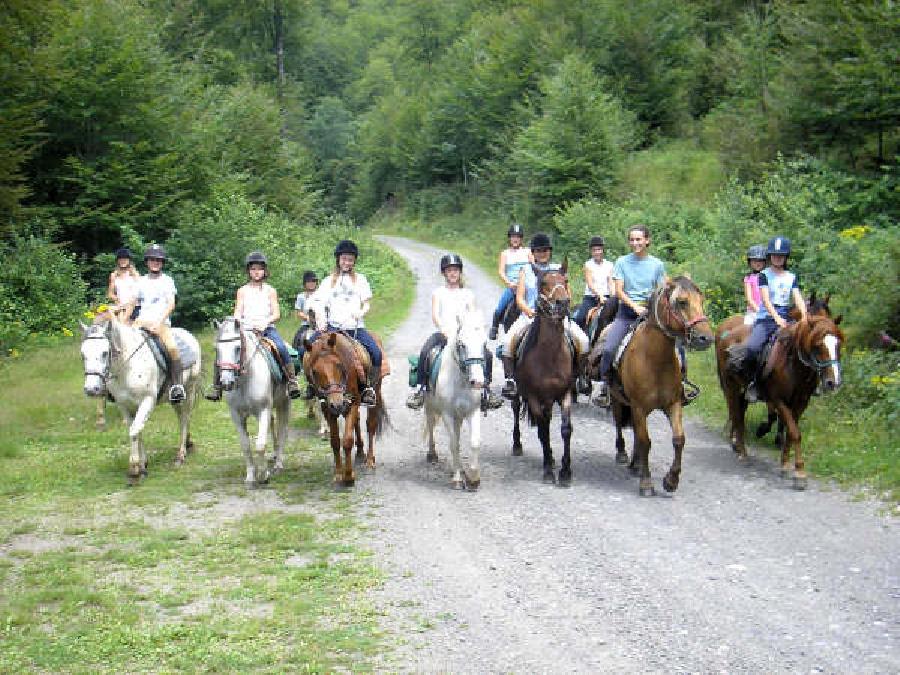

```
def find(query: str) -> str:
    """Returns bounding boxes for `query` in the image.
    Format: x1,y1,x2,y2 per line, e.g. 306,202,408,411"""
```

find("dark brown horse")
715,292,837,453
511,262,577,485
717,314,844,489
303,331,388,486
610,277,714,496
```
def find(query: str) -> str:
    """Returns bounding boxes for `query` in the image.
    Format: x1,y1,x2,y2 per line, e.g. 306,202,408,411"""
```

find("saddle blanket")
144,328,199,372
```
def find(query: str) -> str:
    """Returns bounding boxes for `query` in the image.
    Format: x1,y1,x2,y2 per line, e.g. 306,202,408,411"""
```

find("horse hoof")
543,472,556,485
793,476,808,491
245,480,258,490
615,450,629,465
662,476,678,493
512,445,523,457
451,479,464,490
465,479,480,491
639,484,656,497
426,451,439,464
342,478,355,488
780,466,792,479
95,422,106,431
628,465,640,477
557,474,572,488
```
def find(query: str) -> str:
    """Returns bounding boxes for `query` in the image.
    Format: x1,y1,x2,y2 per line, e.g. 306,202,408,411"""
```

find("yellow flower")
84,310,96,319
9,348,20,358
97,304,109,313
62,327,73,337
838,225,871,241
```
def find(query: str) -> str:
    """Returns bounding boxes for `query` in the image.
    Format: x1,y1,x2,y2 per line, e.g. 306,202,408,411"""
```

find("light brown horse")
715,292,837,454
610,277,714,496
512,262,577,485
303,331,388,486
717,314,844,489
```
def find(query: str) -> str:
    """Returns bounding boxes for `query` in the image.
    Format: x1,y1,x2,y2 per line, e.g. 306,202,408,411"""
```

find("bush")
0,232,87,353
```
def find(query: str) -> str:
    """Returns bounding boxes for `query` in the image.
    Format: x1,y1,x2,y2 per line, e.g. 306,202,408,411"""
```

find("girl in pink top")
743,244,766,325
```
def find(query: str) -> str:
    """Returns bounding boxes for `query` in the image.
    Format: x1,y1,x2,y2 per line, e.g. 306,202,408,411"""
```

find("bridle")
214,319,262,376
453,324,485,378
82,323,148,383
651,284,709,343
536,273,569,321
794,327,841,373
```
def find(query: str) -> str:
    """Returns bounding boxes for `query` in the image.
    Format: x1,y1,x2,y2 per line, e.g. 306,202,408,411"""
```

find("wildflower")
84,310,96,320
62,327,73,337
838,225,871,241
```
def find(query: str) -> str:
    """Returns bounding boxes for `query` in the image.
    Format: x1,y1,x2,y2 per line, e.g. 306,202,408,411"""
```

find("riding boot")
168,357,186,403
575,352,592,395
283,361,302,399
500,356,517,399
406,385,426,410
204,367,222,401
592,373,610,407
725,344,749,376
489,313,500,341
360,366,378,407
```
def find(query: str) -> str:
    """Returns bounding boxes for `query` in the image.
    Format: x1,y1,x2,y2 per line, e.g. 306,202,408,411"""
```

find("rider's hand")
634,305,647,316
775,316,787,329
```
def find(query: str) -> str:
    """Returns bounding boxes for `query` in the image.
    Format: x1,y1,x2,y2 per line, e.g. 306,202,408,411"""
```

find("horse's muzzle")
689,334,714,351
84,383,105,397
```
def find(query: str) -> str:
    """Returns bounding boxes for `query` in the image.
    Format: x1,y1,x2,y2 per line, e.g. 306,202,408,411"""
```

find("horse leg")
327,415,343,483
425,410,439,464
662,405,685,493
228,407,255,488
724,384,749,459
354,417,366,466
773,401,806,490
173,399,193,466
96,397,106,430
464,409,481,490
364,402,378,470
127,397,155,485
538,416,555,484
511,395,523,456
272,394,290,474
612,404,629,465
557,394,574,486
340,408,358,486
632,410,654,497
446,413,464,489
315,400,328,436
755,406,778,439
253,406,272,485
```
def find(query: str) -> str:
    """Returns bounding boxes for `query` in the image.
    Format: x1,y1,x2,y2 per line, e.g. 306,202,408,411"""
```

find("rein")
215,321,264,375
650,286,709,342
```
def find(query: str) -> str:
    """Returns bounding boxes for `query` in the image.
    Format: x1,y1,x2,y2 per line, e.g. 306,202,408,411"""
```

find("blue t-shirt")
612,253,666,304
757,268,799,320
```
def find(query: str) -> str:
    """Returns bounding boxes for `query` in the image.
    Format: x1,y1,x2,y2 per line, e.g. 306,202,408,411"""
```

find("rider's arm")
615,278,644,315
232,287,244,320
515,271,533,318
791,287,807,322
760,286,784,328
497,250,512,287
107,272,118,303
268,286,281,325
431,291,443,334
744,278,759,313
583,264,598,297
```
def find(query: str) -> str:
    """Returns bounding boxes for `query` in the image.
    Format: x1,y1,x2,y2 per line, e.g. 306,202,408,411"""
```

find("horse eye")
102,350,109,358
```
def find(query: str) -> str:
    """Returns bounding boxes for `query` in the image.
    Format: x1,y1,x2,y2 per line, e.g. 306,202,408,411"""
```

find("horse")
609,277,714,496
510,262,577,485
80,311,201,485
212,317,291,488
423,311,490,490
291,310,327,437
303,330,388,486
717,313,844,489
715,292,837,452
580,296,619,396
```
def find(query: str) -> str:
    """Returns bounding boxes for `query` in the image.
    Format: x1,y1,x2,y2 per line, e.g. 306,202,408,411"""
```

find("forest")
1,1,897,351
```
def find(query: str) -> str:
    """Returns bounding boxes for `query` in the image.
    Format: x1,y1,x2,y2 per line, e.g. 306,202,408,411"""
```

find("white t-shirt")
584,259,614,298
239,283,273,328
432,286,475,334
311,272,373,330
136,273,177,325
113,273,140,305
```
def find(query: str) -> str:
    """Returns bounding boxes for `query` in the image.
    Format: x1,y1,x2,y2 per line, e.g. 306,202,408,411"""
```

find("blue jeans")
599,304,639,378
492,287,515,324
313,325,382,369
262,326,291,367
572,295,600,330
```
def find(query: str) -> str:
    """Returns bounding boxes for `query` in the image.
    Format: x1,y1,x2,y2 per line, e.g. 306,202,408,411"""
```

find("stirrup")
169,384,186,402
591,381,610,407
501,378,517,399
482,390,504,410
406,389,425,410
682,379,700,405
204,387,222,402
361,387,377,407
287,378,302,399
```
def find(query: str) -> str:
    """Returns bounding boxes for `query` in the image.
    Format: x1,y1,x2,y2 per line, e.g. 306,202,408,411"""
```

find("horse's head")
307,332,351,416
795,290,843,325
80,320,112,397
651,276,714,350
796,315,845,393
452,313,487,389
214,317,244,391
534,261,569,321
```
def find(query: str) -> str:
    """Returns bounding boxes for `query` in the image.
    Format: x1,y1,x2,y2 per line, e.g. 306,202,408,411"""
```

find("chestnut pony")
610,277,713,496
511,262,577,485
716,311,843,490
715,292,836,453
304,331,388,486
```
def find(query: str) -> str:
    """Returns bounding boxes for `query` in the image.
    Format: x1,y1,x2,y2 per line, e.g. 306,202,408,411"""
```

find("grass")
0,244,413,671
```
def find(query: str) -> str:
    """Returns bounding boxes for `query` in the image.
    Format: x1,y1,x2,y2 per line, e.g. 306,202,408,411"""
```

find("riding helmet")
530,232,552,250
589,236,605,249
144,243,166,261
115,247,132,260
507,223,525,237
440,253,463,272
302,270,319,284
746,244,767,261
334,239,359,259
245,251,268,268
766,236,791,257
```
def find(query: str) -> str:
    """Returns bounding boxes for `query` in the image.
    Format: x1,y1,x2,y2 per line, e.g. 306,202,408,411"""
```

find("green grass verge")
376,212,900,505
0,242,413,671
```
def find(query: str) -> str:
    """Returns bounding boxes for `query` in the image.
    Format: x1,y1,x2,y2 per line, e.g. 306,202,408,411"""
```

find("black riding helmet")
302,270,319,284
334,239,359,259
530,232,552,250
589,236,605,249
115,247,132,260
245,251,268,268
507,223,525,237
746,244,766,261
440,253,463,272
767,236,791,257
144,243,166,261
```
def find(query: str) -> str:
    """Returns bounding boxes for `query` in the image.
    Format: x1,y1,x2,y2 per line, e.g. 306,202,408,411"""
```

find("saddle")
512,322,576,364
140,328,198,402
257,336,287,383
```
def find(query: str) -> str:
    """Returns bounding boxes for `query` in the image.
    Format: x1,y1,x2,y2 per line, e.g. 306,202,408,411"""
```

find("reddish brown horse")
303,331,388,486
610,277,714,496
511,262,577,485
716,314,844,489
715,292,837,453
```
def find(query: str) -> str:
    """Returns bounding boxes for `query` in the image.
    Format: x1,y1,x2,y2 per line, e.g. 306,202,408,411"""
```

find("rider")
307,239,381,407
107,247,140,322
727,236,807,402
489,223,533,340
293,269,319,357
206,252,302,401
572,236,614,331
130,244,185,402
743,244,767,326
596,224,697,406
406,253,504,412
499,233,590,399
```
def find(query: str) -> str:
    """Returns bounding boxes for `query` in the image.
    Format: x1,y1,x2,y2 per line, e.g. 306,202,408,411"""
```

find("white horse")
80,312,201,485
424,311,489,490
213,317,291,488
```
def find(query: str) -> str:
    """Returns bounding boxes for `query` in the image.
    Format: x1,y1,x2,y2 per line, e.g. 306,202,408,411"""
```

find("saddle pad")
515,324,576,362
144,328,198,372
428,348,444,388
258,337,285,383
612,318,684,372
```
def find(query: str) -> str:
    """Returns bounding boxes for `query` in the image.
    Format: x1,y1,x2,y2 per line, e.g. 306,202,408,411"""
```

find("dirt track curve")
355,236,897,673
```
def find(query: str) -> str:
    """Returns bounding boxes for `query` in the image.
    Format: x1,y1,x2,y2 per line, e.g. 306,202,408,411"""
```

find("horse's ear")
327,332,337,347
809,289,817,305
560,257,568,275
79,321,89,335
834,313,843,325
211,319,220,331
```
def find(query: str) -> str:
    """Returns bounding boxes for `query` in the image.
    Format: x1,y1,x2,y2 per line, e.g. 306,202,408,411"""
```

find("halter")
214,319,262,375
794,333,841,372
651,285,709,342
537,278,569,320
453,326,485,376
82,323,150,382
312,361,349,401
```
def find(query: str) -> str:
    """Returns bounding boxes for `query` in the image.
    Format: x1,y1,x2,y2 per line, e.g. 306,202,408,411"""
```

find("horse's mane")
307,331,359,385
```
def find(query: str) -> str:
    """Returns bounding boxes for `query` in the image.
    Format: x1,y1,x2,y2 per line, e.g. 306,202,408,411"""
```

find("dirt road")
358,236,898,673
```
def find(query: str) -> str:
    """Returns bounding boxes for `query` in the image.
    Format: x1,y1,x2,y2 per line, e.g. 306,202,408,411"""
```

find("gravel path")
356,236,898,673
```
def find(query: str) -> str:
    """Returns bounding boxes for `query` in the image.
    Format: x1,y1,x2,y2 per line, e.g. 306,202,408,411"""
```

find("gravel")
353,236,898,674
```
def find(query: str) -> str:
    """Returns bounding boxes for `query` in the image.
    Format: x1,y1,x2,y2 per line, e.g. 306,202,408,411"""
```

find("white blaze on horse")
80,311,201,485
213,317,291,488
423,311,488,490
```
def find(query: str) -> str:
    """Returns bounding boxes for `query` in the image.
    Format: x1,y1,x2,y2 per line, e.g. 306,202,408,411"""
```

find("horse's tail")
373,400,391,437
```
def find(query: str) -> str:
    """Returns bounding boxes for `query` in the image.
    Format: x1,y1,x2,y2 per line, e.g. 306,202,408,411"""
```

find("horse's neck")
110,320,145,357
